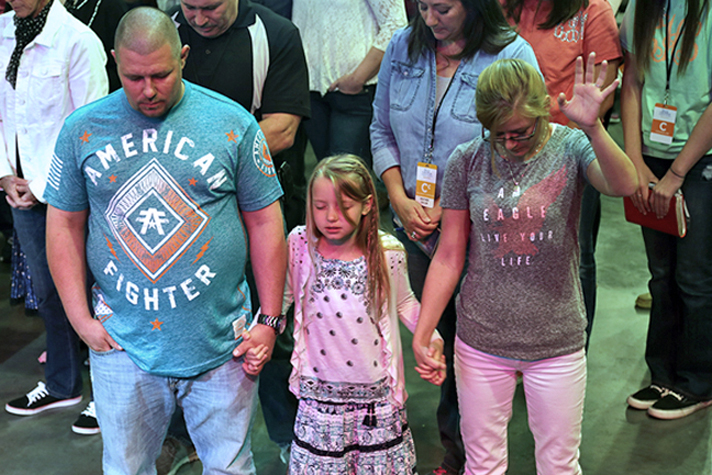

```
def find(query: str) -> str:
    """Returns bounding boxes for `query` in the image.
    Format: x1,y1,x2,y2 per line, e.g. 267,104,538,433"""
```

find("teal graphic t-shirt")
45,81,283,377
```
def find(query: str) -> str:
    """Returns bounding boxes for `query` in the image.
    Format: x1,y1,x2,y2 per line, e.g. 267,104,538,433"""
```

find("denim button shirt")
370,27,540,199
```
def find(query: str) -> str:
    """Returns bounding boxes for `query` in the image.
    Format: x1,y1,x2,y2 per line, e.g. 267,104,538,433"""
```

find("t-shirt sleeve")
584,0,623,63
440,141,475,210
235,120,284,211
259,19,311,118
619,0,635,53
44,120,89,211
566,128,597,183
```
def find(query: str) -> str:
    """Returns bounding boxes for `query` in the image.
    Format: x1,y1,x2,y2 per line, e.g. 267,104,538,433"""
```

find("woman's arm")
412,208,469,370
381,167,439,240
620,50,658,212
559,53,638,196
647,102,712,218
329,47,385,94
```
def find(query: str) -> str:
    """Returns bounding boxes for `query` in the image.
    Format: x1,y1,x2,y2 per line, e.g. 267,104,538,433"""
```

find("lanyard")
425,61,459,163
664,0,687,104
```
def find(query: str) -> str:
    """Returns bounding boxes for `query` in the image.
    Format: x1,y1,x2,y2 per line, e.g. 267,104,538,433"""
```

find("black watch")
257,313,287,335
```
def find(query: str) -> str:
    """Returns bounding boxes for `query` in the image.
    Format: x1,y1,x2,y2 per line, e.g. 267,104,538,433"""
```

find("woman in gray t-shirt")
412,55,637,474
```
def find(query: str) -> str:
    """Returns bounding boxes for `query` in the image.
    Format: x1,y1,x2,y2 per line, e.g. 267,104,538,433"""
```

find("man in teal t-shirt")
44,8,287,474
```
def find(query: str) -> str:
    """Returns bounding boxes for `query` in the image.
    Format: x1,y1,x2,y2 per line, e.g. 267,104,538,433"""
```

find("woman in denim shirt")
369,1,539,473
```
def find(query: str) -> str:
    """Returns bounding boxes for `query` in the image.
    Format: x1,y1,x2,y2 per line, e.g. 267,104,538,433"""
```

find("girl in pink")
248,154,444,474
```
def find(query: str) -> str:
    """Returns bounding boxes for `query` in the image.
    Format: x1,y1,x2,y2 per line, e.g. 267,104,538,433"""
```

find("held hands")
413,337,446,386
392,194,439,242
558,52,619,129
648,171,682,218
233,325,277,376
0,175,39,209
630,167,681,219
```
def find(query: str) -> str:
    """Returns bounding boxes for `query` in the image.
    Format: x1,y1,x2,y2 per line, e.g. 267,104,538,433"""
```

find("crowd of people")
0,0,710,474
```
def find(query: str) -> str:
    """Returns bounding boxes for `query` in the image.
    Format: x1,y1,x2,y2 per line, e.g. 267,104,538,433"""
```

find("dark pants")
579,184,601,351
396,227,465,473
642,154,712,400
11,204,82,399
303,87,376,166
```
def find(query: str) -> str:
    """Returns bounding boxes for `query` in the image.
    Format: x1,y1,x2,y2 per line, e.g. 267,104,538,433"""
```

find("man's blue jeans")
11,204,82,399
642,154,712,400
91,349,259,474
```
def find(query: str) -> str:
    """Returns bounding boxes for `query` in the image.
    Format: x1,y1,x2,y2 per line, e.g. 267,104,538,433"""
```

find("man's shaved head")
114,7,182,61
113,7,190,117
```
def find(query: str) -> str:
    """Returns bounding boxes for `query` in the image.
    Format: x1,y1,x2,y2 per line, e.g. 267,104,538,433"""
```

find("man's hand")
0,175,38,209
240,330,271,375
74,317,123,353
233,324,277,375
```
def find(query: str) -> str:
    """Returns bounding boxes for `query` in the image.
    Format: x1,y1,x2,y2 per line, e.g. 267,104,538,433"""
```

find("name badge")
650,103,677,145
415,162,437,208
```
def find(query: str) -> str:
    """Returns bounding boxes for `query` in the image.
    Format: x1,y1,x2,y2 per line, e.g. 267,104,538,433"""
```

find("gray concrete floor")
1,130,711,474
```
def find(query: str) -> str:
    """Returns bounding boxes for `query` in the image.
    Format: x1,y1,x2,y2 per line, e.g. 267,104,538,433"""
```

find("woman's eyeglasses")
493,117,539,144
482,118,540,157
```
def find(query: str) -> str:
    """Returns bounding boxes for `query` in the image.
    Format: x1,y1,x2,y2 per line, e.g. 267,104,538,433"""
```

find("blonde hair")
305,155,390,320
476,59,550,172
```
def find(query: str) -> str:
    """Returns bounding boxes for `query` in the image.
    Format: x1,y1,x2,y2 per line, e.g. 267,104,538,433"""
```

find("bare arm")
648,100,712,218
329,47,385,94
46,205,121,352
233,200,287,373
381,166,438,239
412,208,469,369
259,113,302,155
620,50,658,213
559,54,638,196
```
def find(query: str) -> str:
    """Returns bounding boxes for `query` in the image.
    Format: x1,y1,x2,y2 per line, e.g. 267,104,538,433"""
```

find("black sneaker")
627,384,669,410
5,382,82,416
72,401,100,435
648,391,712,420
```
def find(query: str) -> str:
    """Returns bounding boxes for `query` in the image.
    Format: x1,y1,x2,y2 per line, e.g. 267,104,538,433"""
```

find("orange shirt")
504,0,622,125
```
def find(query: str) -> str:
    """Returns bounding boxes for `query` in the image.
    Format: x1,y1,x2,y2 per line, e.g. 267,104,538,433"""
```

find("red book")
623,191,688,237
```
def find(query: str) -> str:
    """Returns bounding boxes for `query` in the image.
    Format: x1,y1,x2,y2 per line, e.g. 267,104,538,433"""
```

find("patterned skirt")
289,377,417,475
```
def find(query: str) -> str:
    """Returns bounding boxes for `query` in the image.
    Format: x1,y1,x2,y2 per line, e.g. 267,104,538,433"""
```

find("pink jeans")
455,337,586,475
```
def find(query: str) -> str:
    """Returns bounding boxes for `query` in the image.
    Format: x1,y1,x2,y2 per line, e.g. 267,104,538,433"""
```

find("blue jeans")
91,349,259,474
642,155,712,400
578,184,601,350
11,204,82,399
395,227,465,472
303,87,376,165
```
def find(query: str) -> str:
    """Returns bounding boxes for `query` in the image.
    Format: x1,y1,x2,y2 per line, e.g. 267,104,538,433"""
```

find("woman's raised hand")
558,52,619,129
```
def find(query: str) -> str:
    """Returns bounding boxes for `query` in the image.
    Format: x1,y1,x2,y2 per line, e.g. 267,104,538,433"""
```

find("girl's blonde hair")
305,155,390,320
476,59,550,172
